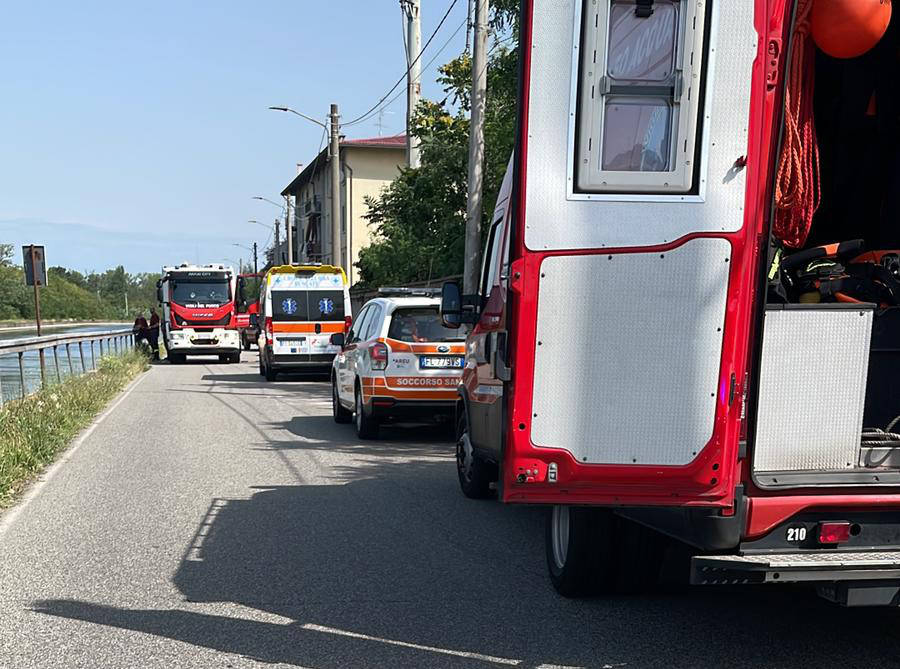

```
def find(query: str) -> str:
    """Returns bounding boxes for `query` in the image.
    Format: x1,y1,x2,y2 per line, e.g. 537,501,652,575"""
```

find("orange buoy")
811,0,892,59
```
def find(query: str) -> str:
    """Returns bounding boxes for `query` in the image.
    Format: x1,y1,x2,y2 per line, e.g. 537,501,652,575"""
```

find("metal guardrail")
0,328,135,406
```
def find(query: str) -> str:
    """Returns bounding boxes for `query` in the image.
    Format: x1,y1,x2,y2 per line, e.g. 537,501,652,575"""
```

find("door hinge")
765,38,782,92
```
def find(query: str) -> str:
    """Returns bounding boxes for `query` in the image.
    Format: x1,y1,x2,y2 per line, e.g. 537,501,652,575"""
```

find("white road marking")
301,623,522,665
0,369,151,539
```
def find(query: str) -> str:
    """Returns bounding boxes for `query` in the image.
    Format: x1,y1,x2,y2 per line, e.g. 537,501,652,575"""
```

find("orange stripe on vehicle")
273,322,344,333
383,338,465,354
385,376,460,389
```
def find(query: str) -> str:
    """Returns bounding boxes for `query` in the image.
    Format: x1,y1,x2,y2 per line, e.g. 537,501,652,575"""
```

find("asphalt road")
2,357,900,669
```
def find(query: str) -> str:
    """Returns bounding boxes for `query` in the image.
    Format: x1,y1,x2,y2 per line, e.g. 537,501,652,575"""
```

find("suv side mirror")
330,332,345,348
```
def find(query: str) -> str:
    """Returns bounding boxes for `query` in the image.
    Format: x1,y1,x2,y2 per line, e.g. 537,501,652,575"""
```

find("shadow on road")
31,412,900,668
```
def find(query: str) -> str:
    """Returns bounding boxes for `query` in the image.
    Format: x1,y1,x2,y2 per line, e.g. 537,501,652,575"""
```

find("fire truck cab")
443,0,900,606
157,263,241,364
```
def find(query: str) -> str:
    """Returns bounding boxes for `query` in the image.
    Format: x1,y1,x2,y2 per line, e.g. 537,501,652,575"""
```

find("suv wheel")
354,384,379,439
333,377,352,423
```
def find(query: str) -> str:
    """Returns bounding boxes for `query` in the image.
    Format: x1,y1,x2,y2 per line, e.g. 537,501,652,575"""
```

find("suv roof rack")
377,286,441,297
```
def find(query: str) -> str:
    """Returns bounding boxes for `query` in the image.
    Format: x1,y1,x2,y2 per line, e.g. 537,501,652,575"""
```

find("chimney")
296,163,303,174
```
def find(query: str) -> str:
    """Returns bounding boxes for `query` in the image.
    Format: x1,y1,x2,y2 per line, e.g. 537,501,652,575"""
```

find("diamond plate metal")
530,238,730,465
753,308,873,473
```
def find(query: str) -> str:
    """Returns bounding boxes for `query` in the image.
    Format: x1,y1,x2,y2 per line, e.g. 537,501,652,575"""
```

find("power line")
347,17,468,129
344,0,461,127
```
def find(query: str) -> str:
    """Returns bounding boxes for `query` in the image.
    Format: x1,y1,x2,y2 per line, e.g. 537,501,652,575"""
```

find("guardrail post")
92,340,97,369
79,341,86,372
115,336,120,355
53,345,61,383
18,352,26,399
0,360,4,407
66,343,74,376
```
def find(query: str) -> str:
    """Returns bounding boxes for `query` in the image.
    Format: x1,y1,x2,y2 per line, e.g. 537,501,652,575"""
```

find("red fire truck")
157,263,241,364
442,0,900,606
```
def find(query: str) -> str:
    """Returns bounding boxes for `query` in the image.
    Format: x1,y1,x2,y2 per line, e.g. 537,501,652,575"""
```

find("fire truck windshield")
171,280,231,307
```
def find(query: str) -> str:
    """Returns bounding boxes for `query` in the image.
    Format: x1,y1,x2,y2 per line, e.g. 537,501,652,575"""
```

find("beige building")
280,134,405,286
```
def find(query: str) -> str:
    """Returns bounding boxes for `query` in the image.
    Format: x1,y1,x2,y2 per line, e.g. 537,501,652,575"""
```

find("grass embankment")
0,350,150,508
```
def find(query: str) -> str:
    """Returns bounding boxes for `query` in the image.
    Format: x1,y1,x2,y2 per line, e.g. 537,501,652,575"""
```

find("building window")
575,0,708,194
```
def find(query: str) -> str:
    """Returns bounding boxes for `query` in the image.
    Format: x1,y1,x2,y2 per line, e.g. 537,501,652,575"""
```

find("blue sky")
0,0,469,273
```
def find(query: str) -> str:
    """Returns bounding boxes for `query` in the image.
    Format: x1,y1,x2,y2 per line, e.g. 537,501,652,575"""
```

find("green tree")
356,4,519,287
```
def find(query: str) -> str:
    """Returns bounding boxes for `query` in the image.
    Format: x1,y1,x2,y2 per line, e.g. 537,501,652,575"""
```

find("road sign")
23,245,48,286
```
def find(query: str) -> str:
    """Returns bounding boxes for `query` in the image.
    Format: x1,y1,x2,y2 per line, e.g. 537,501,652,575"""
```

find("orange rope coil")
774,0,821,249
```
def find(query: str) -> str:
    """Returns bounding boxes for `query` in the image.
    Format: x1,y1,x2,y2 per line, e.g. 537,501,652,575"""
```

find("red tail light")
369,341,388,370
344,315,353,333
265,317,273,345
818,522,852,545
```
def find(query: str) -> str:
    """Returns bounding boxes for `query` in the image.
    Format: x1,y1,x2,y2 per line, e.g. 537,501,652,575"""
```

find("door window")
576,0,708,193
361,305,383,341
348,306,370,344
480,216,505,298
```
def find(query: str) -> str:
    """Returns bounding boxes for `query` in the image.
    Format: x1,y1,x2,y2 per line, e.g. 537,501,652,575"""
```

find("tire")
265,364,277,382
611,517,666,594
230,351,241,364
168,353,185,365
546,506,617,598
218,354,230,363
455,411,494,499
243,338,251,351
258,353,265,376
354,384,379,439
332,377,352,423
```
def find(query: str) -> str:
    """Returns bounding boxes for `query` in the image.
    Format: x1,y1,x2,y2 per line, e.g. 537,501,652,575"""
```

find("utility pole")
464,0,489,294
274,218,281,264
466,0,474,53
252,242,258,274
329,103,342,271
284,195,294,264
404,0,422,168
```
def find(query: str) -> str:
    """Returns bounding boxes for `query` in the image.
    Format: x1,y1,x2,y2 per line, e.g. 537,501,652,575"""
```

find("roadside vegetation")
0,244,160,322
0,349,150,507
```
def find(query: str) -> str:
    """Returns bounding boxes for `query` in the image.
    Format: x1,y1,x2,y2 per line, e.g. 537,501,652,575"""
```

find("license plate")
420,356,464,369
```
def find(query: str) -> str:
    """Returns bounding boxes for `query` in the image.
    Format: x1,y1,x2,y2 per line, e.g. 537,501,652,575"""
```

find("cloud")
0,218,256,274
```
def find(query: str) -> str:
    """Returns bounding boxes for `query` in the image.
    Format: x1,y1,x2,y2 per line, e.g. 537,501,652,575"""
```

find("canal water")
0,324,129,404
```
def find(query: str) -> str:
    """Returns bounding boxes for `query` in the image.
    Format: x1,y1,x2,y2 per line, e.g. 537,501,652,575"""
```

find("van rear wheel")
456,412,493,499
546,506,616,597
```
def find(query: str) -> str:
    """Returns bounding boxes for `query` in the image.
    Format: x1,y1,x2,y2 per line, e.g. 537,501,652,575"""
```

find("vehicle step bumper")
691,550,900,585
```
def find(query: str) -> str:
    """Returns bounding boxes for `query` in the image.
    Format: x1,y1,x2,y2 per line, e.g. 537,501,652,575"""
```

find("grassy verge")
0,349,150,508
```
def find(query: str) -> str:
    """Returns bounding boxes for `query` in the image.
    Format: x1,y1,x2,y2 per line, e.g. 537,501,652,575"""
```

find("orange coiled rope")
773,0,821,249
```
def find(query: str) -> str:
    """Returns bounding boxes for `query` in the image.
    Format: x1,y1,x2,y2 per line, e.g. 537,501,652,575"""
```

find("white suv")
330,289,466,438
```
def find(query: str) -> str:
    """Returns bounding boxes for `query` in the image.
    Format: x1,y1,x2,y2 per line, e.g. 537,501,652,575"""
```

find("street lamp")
253,195,295,264
233,243,259,274
269,103,343,272
267,106,328,130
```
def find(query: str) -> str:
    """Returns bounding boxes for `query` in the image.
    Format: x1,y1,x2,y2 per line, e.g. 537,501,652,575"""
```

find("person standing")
148,307,160,360
132,312,149,350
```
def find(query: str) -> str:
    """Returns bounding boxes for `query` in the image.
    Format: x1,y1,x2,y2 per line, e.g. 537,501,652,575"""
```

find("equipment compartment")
753,304,873,475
